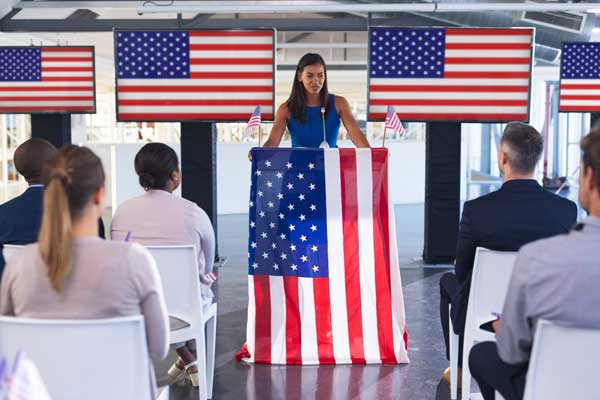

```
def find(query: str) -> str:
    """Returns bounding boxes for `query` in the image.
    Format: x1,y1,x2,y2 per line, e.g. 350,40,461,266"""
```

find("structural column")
423,122,461,264
180,122,219,259
30,114,72,147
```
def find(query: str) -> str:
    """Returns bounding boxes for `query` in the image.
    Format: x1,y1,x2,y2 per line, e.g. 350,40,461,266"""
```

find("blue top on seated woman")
287,94,340,148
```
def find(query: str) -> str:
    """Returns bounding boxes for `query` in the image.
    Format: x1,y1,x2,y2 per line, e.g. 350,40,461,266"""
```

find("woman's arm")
335,96,370,148
262,103,290,148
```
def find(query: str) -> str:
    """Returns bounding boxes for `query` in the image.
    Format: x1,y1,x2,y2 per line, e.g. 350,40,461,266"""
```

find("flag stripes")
0,47,95,113
115,30,275,122
368,27,533,122
242,149,409,365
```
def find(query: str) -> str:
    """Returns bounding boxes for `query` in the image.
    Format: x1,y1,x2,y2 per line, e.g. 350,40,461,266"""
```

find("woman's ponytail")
38,171,73,292
38,145,105,293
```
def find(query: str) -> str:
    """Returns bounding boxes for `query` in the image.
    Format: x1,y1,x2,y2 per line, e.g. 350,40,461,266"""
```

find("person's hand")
248,150,252,161
492,319,501,334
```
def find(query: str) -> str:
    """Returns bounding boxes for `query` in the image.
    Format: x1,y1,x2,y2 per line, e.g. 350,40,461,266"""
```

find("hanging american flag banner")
559,42,600,112
239,148,409,365
368,27,533,122
0,46,95,113
114,29,275,122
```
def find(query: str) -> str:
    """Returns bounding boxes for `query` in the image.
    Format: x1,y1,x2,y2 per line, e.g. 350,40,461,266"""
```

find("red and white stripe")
244,148,409,365
117,30,274,121
246,116,261,129
0,47,94,113
368,28,533,122
559,79,600,112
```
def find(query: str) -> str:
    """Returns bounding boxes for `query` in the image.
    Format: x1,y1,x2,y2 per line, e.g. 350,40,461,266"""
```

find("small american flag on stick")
245,105,262,131
385,106,406,137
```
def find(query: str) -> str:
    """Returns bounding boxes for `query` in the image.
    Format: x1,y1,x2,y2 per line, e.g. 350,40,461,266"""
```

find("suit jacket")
451,179,577,333
0,186,106,277
0,186,44,278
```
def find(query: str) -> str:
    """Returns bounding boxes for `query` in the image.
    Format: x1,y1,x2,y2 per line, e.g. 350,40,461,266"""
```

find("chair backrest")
2,244,24,264
146,245,202,322
524,320,600,400
0,315,153,400
467,247,518,326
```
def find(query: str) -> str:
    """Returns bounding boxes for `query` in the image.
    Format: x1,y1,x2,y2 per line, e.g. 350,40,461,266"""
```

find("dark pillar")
591,113,600,129
423,122,461,264
30,114,71,148
180,122,219,259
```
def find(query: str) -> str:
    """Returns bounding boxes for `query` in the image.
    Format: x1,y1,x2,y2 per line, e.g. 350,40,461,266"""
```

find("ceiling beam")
0,11,455,32
0,15,370,32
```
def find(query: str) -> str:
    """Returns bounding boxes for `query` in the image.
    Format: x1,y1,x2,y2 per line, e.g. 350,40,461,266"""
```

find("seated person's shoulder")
518,230,573,266
541,189,577,210
461,190,502,214
97,240,153,268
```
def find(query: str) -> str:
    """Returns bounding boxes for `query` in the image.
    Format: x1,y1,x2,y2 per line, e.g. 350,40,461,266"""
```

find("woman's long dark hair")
286,53,330,124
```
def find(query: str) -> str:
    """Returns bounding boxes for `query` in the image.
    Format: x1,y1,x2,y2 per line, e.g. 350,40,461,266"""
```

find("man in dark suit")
0,139,57,277
0,139,106,278
440,122,578,386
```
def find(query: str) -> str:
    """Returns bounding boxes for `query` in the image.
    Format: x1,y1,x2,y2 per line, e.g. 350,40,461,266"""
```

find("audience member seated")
0,145,169,395
0,139,106,278
439,122,577,385
110,142,215,388
0,139,56,276
469,129,600,400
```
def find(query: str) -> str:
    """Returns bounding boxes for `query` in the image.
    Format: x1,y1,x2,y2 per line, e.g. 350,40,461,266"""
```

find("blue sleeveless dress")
287,94,341,148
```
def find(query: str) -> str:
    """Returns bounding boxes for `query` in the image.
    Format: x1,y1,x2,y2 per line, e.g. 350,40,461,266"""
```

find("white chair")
0,315,168,400
523,320,600,400
454,247,517,400
146,245,217,400
2,244,23,264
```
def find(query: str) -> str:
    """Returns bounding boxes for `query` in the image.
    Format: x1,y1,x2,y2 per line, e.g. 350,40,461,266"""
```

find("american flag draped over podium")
114,29,275,122
240,148,409,365
368,27,533,122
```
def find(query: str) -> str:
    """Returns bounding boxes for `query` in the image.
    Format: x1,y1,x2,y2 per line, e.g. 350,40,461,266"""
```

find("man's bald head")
14,139,57,184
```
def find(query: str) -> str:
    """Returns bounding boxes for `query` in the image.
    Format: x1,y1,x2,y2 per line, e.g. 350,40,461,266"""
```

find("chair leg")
461,334,474,400
205,312,217,399
195,332,209,400
449,312,458,400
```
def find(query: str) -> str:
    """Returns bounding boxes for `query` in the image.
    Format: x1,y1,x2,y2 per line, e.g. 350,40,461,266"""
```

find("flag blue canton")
115,31,190,79
561,42,600,79
248,149,329,278
0,48,41,82
370,27,445,79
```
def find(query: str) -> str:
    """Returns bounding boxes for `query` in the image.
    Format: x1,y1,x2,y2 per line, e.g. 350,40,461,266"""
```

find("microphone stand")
319,106,329,148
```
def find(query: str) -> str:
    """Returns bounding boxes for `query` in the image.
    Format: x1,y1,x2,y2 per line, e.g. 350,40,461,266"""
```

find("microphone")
319,106,329,149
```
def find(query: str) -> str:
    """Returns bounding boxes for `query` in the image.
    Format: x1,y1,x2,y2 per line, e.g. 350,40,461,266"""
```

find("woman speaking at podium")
263,53,370,148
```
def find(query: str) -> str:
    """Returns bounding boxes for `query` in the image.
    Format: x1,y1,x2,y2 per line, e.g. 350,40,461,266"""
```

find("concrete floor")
157,203,455,400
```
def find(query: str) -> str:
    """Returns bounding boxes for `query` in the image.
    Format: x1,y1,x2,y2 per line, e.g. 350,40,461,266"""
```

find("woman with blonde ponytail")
0,145,170,395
